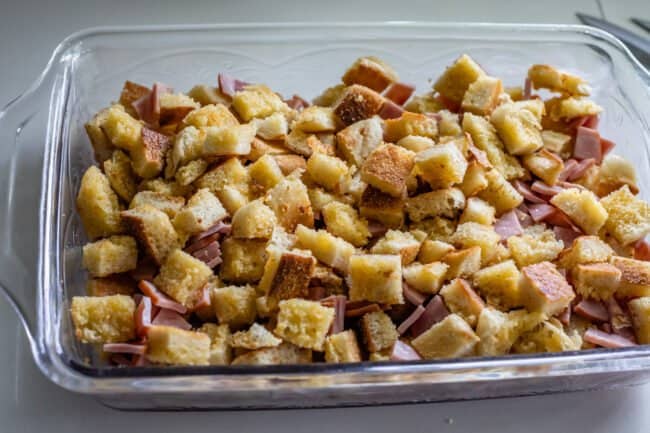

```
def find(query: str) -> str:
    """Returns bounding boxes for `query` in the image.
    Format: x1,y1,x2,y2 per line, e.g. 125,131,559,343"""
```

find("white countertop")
1,0,649,431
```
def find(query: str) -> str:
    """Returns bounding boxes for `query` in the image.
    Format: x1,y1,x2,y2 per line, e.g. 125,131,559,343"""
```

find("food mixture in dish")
71,54,650,367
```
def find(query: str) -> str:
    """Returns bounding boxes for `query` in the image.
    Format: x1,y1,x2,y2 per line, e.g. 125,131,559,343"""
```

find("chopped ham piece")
345,303,382,317
188,284,211,312
185,232,221,254
634,239,650,261
103,343,147,355
515,207,534,228
584,328,637,348
151,308,192,330
218,73,249,97
574,126,602,163
468,144,491,168
528,203,557,222
132,82,173,125
403,282,427,306
557,307,571,326
601,138,616,156
574,299,609,322
390,340,422,361
397,305,426,335
135,296,153,337
191,240,221,265
321,295,346,334
523,77,532,100
378,100,404,119
567,158,596,181
495,210,524,240
606,298,635,340
556,181,587,191
367,220,388,238
425,112,442,122
544,208,581,232
285,94,310,110
410,295,449,337
188,221,231,244
514,180,547,204
531,181,563,197
138,280,187,314
554,226,582,247
559,159,579,181
206,256,223,269
383,82,415,106
570,114,599,131
130,259,158,282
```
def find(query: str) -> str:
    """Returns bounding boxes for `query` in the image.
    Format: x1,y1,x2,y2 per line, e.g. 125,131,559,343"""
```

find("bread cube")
418,240,455,264
295,225,356,273
263,172,314,232
550,97,603,120
85,107,115,163
103,150,138,202
187,85,229,107
196,155,249,193
334,84,385,126
520,261,575,316
313,84,347,107
138,177,192,197
129,191,184,219
130,128,170,179
70,295,136,343
322,201,370,247
406,188,465,222
439,279,485,327
232,342,312,365
383,112,438,143
175,159,208,186
403,91,445,113
306,152,349,192
86,275,135,297
507,227,563,268
477,169,523,215
573,263,621,300
370,230,422,265
219,238,268,283
450,222,501,264
513,320,581,353
258,248,315,300
558,235,614,269
164,126,205,177
403,262,449,294
157,92,200,125
348,254,403,304
473,260,521,310
410,217,457,242
442,246,482,279
541,130,572,155
360,143,415,198
274,299,334,350
231,323,282,350
412,314,479,359
490,103,543,155
154,249,212,308
342,56,398,92
336,117,383,167
292,106,338,132
212,285,257,329
528,64,590,96
231,84,288,122
202,124,255,156
595,155,638,197
248,154,284,195
324,330,362,363
610,256,650,298
146,325,210,366
414,142,468,189
283,129,317,157
628,297,650,344
121,205,180,265
101,105,143,152
550,188,608,235
360,311,398,352
250,112,288,141
76,166,124,240
82,236,137,278
522,149,564,186
173,188,227,237
459,197,495,225
476,307,544,356
459,161,489,197
461,76,503,115
396,136,435,153
198,323,232,365
359,186,405,228
433,54,486,107
231,200,276,240
182,103,239,129
601,185,650,245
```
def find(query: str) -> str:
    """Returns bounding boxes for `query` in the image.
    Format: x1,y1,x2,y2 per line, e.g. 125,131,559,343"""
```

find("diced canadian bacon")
601,138,616,156
569,114,599,131
574,298,609,322
285,94,310,110
531,181,564,197
103,343,147,355
403,282,427,306
495,210,524,240
554,226,582,247
188,221,231,244
515,206,534,228
130,258,158,282
191,241,221,264
410,295,449,337
132,82,173,125
188,284,211,312
528,203,557,222
151,308,192,330
378,100,404,119
574,126,602,163
605,298,635,340
135,296,153,337
584,328,637,348
383,82,415,106
544,208,582,232
523,77,532,100
514,180,547,204
138,280,187,314
218,73,249,97
634,239,650,261
567,158,596,182
321,295,346,334
559,159,579,181
557,181,587,191
390,340,422,361
468,143,491,168
557,307,571,326
397,305,426,335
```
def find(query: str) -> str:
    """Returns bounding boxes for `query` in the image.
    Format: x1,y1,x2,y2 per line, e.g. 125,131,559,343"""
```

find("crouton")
103,150,138,202
541,130,571,155
412,314,479,359
231,200,276,240
410,217,457,243
251,112,288,140
173,188,227,237
231,342,312,365
383,112,438,143
360,310,399,352
182,104,239,129
324,330,362,363
313,84,347,107
610,256,650,298
322,201,371,247
477,169,523,215
164,126,205,178
121,205,180,265
433,54,486,107
336,117,384,167
550,97,603,120
527,64,590,96
442,246,482,279
359,186,405,228
154,249,212,308
461,76,503,115
522,149,564,186
131,128,170,179
82,235,138,278
101,105,143,152
264,172,314,232
490,102,543,155
507,226,564,268
370,230,422,265
231,323,282,350
198,323,232,365
439,278,485,327
476,307,545,356
573,263,621,300
333,84,385,126
175,159,208,186
513,319,581,353
558,235,614,269
550,188,608,235
396,135,435,153
248,154,284,194
295,225,356,273
341,56,398,92
418,240,455,264
70,295,136,343
219,238,268,283
187,85,229,107
403,262,449,294
600,185,650,245
348,254,404,304
596,155,638,197
138,177,192,197
273,154,307,176
520,261,575,316
86,275,135,297
360,143,414,198
129,191,184,219
406,188,465,222
628,297,650,344
146,325,210,366
292,106,338,132
157,93,200,125
118,81,150,117
306,152,349,192
274,299,334,350
473,260,522,310
212,285,257,329
76,166,124,239
460,161,489,197
258,248,316,300
403,92,445,113
196,156,250,200
202,124,256,156
283,129,317,157
415,142,468,189
231,84,288,122
459,197,496,225
450,222,501,264
85,107,115,163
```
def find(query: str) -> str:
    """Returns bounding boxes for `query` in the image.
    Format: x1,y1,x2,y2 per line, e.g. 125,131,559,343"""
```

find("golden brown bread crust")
359,185,405,228
333,85,385,126
360,310,399,352
341,57,397,92
86,274,136,297
361,143,414,198
119,80,150,117
269,252,316,301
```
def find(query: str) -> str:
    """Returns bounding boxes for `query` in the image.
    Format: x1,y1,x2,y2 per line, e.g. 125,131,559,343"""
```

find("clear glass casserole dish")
1,22,650,410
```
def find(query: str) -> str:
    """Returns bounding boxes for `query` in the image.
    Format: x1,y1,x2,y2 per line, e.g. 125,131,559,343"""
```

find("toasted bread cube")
258,248,316,300
573,263,621,300
231,323,282,350
187,85,229,107
418,240,455,264
360,310,398,352
459,197,495,225
336,117,383,167
182,104,239,129
220,238,268,283
117,82,148,110
415,142,467,189
522,149,564,186
403,91,445,113
490,103,543,155
154,249,212,308
283,129,319,157
628,298,650,344
476,307,544,356
403,262,449,294
341,56,398,92
129,191,184,219
313,84,347,107
513,320,581,353
103,150,138,202
412,314,479,359
138,177,192,197
232,342,312,365
406,188,465,222
460,161,489,197
85,107,115,163
473,260,521,310
370,230,421,265
601,186,650,245
306,152,349,192
295,225,356,273
175,159,208,186
322,201,370,247
384,112,438,143
146,325,210,366
360,143,415,198
610,256,650,298
434,110,461,137
397,135,435,153
248,154,284,194
596,155,638,197
77,166,124,239
198,323,232,365
462,113,525,180
439,279,485,327
101,105,143,152
231,200,276,240
87,275,135,297
333,84,385,126
450,222,501,264
359,186,405,228
528,64,590,96
202,124,255,156
541,130,571,155
461,76,503,115
520,261,575,316
324,330,362,363
70,295,136,343
292,106,338,132
196,157,250,199
164,126,205,178
551,97,603,120
212,285,257,329
173,188,226,241
477,169,523,215
443,246,482,279
550,188,608,235
433,54,486,107
264,172,314,232
348,254,403,304
275,299,334,350
130,128,170,179
410,217,457,243
82,236,137,278
507,227,563,268
158,93,200,125
251,112,288,140
308,188,340,218
218,185,249,215
558,235,614,269
121,205,179,265
231,84,288,122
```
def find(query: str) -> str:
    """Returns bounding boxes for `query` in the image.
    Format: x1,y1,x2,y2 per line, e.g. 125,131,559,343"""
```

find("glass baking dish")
1,22,650,410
